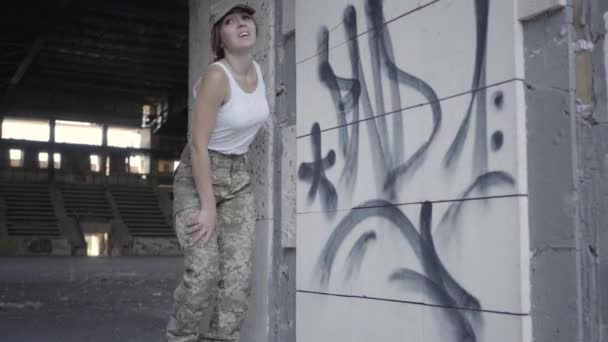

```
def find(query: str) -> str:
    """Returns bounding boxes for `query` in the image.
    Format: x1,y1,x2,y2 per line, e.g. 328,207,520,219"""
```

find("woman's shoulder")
193,62,229,98
205,62,229,83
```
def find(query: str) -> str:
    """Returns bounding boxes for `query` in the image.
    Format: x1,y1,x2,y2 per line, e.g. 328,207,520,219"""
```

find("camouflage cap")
209,0,255,29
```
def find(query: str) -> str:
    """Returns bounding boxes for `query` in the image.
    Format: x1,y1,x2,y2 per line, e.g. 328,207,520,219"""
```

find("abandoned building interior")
0,0,190,256
1,0,606,341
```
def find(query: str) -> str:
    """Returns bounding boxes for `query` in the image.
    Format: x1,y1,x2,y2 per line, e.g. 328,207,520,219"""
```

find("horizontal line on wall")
297,289,529,317
296,193,528,216
296,0,442,65
296,78,524,139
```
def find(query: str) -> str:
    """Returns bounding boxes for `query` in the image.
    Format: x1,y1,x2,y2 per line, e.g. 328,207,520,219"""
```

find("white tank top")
193,60,270,155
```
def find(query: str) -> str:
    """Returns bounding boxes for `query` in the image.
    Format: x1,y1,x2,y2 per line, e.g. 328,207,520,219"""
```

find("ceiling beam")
80,1,187,26
36,64,185,87
80,13,187,36
9,38,44,85
46,36,187,61
39,52,186,75
36,69,184,91
54,18,187,43
51,29,187,51
44,46,187,68
22,76,170,97
8,0,72,87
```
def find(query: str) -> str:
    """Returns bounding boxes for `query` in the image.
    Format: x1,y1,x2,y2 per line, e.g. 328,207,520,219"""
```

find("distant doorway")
81,222,111,257
84,232,109,257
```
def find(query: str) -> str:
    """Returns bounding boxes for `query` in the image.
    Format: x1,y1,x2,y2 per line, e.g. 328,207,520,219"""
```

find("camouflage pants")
167,150,255,342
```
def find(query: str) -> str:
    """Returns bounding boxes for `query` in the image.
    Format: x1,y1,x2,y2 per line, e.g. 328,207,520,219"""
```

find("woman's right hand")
185,207,217,247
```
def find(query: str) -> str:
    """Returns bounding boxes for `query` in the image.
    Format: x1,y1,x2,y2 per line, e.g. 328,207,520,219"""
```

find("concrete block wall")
593,2,608,339
295,0,531,341
272,0,297,341
522,6,581,342
523,0,607,341
581,0,608,339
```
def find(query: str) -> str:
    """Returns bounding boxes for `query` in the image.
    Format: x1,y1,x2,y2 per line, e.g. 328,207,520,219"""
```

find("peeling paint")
574,39,595,52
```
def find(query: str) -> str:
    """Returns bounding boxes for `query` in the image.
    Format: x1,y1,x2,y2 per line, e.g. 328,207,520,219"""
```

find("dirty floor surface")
0,257,184,342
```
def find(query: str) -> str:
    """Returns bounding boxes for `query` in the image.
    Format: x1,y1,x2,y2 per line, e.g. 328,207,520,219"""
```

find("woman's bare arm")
188,64,228,245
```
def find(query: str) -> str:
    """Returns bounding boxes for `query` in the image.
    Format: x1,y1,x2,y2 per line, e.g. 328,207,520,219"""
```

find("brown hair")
210,9,257,62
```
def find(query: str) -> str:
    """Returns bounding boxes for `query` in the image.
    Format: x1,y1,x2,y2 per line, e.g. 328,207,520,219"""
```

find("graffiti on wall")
298,123,338,217
298,0,522,340
314,200,481,340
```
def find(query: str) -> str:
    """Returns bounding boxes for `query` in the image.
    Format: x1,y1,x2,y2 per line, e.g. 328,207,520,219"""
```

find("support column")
48,119,56,181
101,124,108,177
271,0,296,341
0,116,4,169
523,0,606,340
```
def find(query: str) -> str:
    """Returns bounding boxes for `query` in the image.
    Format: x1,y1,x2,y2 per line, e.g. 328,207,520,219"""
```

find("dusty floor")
0,257,184,342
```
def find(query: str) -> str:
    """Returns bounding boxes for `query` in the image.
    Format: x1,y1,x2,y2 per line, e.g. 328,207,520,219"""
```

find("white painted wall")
295,0,531,341
604,12,608,114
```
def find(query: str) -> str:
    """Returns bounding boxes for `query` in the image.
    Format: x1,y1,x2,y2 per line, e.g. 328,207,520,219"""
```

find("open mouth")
239,32,251,38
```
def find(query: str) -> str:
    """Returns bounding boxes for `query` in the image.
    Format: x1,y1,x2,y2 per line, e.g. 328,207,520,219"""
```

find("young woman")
166,1,269,341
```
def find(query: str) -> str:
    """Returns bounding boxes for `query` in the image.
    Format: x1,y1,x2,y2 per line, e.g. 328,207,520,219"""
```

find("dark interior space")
0,2,190,339
1,0,189,131
0,0,191,256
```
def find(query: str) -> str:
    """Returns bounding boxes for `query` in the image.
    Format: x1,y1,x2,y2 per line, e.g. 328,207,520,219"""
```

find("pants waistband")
178,144,247,166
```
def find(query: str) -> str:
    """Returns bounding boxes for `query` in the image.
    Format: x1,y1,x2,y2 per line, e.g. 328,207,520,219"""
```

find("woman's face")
218,10,257,54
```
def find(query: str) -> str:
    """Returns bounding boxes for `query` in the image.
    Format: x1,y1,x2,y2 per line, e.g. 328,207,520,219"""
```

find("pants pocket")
174,207,200,249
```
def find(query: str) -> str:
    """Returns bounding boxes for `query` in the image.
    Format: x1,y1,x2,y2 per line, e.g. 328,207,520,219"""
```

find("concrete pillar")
22,145,38,171
109,151,128,176
523,1,606,340
100,124,108,176
188,1,278,341
0,197,7,237
148,155,158,178
48,119,55,180
0,116,4,171
587,0,608,338
188,0,212,140
0,146,5,170
270,0,296,341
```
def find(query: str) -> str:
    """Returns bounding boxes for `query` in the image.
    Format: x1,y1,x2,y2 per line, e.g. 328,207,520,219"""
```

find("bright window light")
37,151,61,169
108,126,144,148
9,149,23,167
55,120,102,146
2,118,49,142
53,153,61,169
10,149,22,160
142,104,151,116
90,154,100,172
38,152,48,169
128,154,149,174
56,120,94,126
